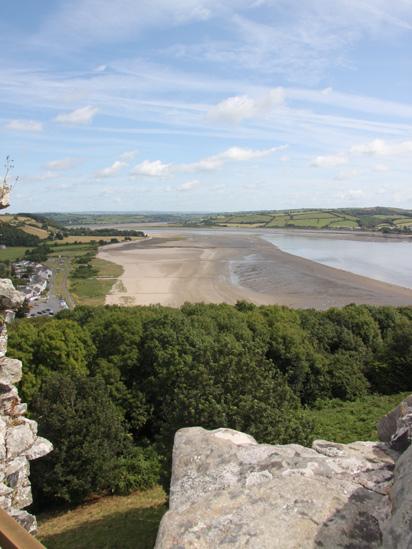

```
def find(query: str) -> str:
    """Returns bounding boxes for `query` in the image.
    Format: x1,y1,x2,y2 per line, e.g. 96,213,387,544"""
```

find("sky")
1,0,412,212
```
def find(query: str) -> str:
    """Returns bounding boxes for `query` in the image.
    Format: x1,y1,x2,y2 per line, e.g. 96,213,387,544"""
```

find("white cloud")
5,119,43,132
176,180,200,191
96,160,128,178
54,106,98,125
47,158,80,171
208,88,285,123
131,160,171,177
311,154,347,167
179,145,287,172
321,87,333,95
119,150,139,161
350,139,412,156
131,145,285,178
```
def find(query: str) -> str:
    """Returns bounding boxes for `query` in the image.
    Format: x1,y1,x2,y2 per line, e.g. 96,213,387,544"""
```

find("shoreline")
84,223,412,243
98,233,412,310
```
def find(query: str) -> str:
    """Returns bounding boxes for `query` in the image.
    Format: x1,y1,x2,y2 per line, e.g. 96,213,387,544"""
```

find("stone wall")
0,279,52,533
156,396,412,548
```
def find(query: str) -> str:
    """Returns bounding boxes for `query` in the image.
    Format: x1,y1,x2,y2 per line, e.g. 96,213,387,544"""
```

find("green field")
67,248,124,306
199,207,412,232
309,392,410,443
47,242,124,306
38,486,167,549
0,247,30,261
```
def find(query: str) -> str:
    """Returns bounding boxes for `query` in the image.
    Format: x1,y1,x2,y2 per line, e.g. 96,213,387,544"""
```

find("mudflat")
98,232,412,309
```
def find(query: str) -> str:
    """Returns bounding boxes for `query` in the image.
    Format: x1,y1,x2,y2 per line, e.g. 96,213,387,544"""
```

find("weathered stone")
0,495,12,510
383,445,412,549
25,437,53,460
0,384,20,416
0,416,6,460
155,428,396,549
378,395,412,443
5,456,30,488
12,483,33,509
0,280,24,309
0,357,22,385
0,273,52,533
6,420,37,459
0,482,13,496
0,330,7,358
10,509,37,534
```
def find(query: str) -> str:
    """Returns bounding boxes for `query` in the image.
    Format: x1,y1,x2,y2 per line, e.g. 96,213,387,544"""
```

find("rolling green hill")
43,207,412,233
201,207,412,232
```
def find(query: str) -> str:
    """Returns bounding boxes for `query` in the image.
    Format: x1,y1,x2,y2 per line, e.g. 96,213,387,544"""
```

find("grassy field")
0,247,30,261
70,277,117,306
203,208,412,231
47,242,124,306
65,247,124,306
37,486,167,549
92,257,123,278
48,244,95,257
309,392,410,443
21,225,50,239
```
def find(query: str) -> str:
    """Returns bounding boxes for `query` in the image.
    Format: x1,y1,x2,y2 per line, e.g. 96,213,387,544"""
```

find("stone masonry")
0,279,52,534
156,395,412,548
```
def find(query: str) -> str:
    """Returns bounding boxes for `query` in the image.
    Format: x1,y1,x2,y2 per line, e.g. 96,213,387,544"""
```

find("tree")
30,374,160,507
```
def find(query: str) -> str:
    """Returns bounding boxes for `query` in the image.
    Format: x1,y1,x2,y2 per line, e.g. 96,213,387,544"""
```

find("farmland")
200,207,412,231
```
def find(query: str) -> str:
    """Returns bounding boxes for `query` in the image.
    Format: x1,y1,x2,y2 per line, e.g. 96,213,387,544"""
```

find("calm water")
262,233,412,290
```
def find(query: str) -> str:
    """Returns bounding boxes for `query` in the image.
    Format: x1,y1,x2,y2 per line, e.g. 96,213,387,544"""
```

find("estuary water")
262,233,412,290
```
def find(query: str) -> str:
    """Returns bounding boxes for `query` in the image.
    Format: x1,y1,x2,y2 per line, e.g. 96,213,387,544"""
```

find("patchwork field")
207,208,412,231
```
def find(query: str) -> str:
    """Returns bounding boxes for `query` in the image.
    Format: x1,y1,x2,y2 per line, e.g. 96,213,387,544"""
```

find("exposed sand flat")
98,233,412,309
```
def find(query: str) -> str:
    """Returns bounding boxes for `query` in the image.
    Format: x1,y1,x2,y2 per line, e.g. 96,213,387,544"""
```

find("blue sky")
1,0,411,212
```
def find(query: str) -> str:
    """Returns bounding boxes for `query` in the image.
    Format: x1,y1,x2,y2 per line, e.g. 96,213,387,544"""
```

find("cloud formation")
96,160,128,178
311,154,347,168
47,158,80,171
208,88,285,123
176,180,200,192
350,139,412,156
54,106,98,125
5,119,43,132
132,145,287,177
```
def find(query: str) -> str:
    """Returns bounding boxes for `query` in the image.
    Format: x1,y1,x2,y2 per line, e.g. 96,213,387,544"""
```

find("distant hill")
43,208,412,233
0,214,63,246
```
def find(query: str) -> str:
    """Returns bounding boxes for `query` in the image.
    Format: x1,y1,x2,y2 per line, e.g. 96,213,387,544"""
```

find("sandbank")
97,232,412,309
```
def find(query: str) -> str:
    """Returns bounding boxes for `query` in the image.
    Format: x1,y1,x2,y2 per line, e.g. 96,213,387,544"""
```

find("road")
27,257,74,318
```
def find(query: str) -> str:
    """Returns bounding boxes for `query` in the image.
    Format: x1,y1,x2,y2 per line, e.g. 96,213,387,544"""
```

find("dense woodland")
7,302,412,511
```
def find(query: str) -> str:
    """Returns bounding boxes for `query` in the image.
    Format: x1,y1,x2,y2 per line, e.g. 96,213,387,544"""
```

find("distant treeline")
65,227,146,237
8,302,412,511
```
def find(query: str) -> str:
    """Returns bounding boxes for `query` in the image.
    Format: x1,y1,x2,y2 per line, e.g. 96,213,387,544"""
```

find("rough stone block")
155,427,395,549
0,357,22,385
6,421,37,459
12,483,33,509
0,280,25,309
25,437,53,460
378,395,412,443
10,509,37,535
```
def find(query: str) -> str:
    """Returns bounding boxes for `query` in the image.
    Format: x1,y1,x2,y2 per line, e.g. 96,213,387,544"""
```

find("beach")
97,232,412,309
